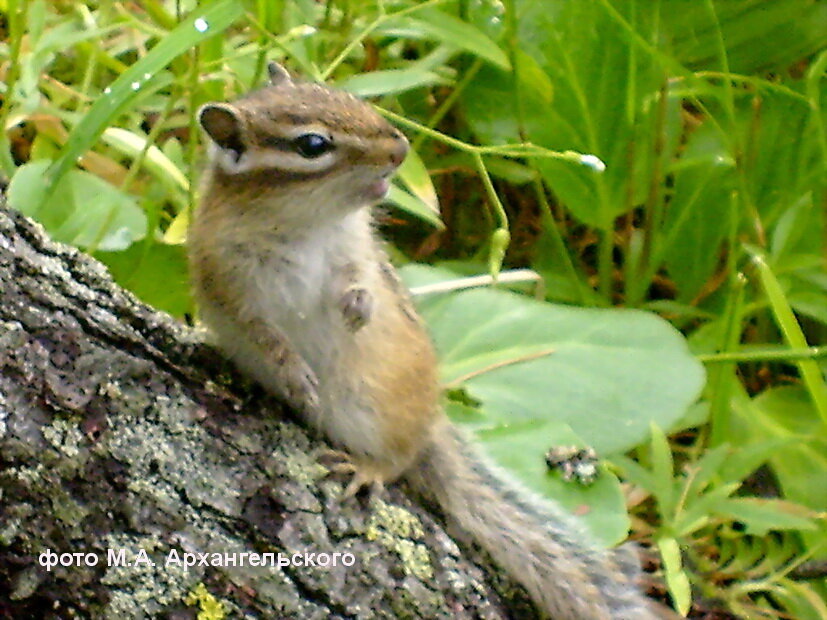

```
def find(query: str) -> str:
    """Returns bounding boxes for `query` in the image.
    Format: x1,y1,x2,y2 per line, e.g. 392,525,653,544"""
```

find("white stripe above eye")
283,124,333,140
212,143,339,175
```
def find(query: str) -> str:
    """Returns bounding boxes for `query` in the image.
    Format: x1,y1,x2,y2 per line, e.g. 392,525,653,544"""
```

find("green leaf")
406,265,706,454
751,252,827,424
610,454,657,497
337,68,445,97
714,497,818,536
483,157,538,185
684,443,731,498
660,122,735,301
462,2,677,229
383,10,510,70
164,208,189,245
43,0,244,198
658,536,691,616
385,184,444,229
402,263,704,541
790,289,827,326
396,147,439,214
11,3,120,114
97,243,192,318
717,438,794,485
648,424,676,518
665,0,827,74
770,193,817,265
477,419,630,545
8,160,146,251
514,49,553,104
673,482,739,538
101,128,189,193
742,92,823,227
730,385,827,551
770,580,827,620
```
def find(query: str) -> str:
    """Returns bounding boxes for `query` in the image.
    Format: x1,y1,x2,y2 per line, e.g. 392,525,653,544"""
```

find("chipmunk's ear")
267,62,293,87
198,103,245,161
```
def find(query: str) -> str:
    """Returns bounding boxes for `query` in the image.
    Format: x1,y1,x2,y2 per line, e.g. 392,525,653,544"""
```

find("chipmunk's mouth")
362,168,395,201
365,177,391,200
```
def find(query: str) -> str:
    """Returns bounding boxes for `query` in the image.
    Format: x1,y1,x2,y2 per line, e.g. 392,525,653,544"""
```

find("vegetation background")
1,0,825,617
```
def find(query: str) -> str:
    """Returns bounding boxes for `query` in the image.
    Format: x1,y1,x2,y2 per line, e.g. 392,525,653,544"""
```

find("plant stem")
698,346,827,364
708,190,746,447
533,177,590,305
707,271,746,448
411,58,482,152
631,80,668,306
598,226,614,302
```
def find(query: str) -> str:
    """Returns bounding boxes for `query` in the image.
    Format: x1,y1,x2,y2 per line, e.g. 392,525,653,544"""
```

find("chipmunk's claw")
317,449,386,500
342,471,385,499
317,449,354,473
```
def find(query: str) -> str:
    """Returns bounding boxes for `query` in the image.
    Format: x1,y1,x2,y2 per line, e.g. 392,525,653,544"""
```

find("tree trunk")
0,201,537,619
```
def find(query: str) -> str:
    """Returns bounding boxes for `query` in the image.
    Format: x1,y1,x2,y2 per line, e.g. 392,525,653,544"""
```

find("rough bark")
0,202,537,619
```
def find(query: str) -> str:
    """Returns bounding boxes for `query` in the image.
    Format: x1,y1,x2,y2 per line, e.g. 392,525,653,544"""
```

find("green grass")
1,0,825,616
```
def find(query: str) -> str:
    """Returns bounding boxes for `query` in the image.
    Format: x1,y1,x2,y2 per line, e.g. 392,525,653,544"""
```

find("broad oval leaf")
8,160,146,251
98,242,191,318
404,265,706,455
402,264,704,544
476,417,631,546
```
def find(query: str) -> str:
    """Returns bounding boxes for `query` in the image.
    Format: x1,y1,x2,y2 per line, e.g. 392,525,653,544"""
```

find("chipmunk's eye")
293,133,334,159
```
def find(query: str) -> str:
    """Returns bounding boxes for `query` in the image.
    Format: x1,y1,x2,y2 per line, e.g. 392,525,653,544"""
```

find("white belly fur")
205,209,385,459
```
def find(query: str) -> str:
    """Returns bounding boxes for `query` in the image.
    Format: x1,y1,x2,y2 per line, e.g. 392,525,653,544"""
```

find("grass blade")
751,252,827,424
42,0,244,202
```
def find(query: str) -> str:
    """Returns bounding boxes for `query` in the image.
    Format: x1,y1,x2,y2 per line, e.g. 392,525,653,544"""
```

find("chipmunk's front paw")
339,287,373,332
318,450,386,499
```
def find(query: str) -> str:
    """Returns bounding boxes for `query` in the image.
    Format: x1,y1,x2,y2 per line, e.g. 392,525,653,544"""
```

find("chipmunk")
188,62,674,620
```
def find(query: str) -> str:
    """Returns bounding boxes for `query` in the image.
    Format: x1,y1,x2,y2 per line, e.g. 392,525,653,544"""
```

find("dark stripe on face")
213,159,348,188
259,135,297,151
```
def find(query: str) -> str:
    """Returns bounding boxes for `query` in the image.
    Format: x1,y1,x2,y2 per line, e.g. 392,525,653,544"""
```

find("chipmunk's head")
198,63,408,209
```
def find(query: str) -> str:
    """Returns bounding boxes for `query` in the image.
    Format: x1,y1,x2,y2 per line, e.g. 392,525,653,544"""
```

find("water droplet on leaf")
579,154,606,173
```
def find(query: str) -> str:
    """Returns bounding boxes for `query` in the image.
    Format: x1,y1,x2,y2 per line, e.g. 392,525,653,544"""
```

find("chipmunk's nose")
388,130,409,167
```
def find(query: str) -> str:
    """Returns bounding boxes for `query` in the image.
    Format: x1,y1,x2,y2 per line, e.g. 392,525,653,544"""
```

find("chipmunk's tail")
404,422,671,620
